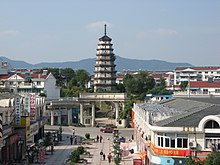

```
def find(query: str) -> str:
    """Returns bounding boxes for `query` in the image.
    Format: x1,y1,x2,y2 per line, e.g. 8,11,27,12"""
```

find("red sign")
150,143,190,157
38,149,45,163
133,159,142,165
30,93,36,121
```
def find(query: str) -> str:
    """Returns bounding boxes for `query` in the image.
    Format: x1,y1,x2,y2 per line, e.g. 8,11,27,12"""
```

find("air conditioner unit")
189,141,197,148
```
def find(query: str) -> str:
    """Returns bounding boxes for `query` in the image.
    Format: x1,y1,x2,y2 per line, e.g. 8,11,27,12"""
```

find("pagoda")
93,24,117,92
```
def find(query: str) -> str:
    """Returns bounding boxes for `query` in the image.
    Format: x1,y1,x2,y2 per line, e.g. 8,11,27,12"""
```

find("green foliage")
119,101,133,119
85,133,90,139
180,81,188,90
113,131,122,165
77,146,85,155
44,132,53,147
205,152,220,165
123,73,155,97
45,68,90,97
69,146,85,163
116,83,125,93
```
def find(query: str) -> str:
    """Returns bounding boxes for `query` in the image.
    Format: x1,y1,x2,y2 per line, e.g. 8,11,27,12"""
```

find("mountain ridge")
0,56,193,74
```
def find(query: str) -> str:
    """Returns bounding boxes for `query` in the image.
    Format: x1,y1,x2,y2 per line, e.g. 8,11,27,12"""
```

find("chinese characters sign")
15,96,21,125
30,93,36,121
150,143,190,157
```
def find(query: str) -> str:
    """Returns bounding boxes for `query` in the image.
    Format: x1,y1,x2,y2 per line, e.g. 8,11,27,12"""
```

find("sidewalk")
83,136,134,165
32,133,79,165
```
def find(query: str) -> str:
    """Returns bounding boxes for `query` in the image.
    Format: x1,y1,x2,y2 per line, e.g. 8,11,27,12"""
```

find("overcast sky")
0,0,219,66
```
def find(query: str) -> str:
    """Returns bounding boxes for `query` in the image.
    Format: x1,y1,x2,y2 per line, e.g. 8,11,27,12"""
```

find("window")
215,89,220,93
204,120,220,128
157,133,176,148
177,134,188,148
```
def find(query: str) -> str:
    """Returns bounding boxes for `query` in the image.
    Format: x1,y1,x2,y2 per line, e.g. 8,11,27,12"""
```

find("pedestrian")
74,136,77,145
100,135,103,143
70,136,73,145
100,150,103,160
72,128,75,136
131,134,134,140
103,153,106,160
107,153,112,163
97,135,99,142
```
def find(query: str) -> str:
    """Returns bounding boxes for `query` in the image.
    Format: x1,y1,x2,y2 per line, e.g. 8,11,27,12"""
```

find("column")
80,104,84,125
115,102,119,125
91,103,95,127
68,108,72,125
50,110,54,126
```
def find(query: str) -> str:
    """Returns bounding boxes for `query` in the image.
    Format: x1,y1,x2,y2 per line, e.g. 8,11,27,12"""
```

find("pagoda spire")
104,24,107,36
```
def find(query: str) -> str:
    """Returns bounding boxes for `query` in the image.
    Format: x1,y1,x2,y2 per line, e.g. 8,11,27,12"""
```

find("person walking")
100,135,103,143
100,150,103,160
70,136,73,145
107,153,112,163
96,135,99,142
103,153,106,160
72,128,75,136
74,136,77,145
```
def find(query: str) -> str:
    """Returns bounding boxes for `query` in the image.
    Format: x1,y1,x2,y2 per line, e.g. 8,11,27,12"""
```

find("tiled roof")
175,67,220,71
190,81,220,88
140,97,220,127
0,75,11,79
19,74,48,79
0,73,48,80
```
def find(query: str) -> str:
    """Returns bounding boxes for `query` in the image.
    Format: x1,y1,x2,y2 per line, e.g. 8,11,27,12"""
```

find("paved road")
37,123,136,165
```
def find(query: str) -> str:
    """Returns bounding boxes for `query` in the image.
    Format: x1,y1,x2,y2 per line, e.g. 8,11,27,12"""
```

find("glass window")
171,138,175,148
165,137,170,147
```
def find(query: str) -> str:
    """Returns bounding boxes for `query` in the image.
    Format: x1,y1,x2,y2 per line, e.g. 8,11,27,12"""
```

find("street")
41,123,135,165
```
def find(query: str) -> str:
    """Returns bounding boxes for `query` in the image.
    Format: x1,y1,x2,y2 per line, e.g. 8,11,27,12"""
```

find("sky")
0,0,219,66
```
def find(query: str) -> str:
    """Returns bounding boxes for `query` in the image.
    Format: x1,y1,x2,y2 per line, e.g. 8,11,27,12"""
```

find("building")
174,81,220,97
93,24,117,92
174,67,220,85
0,70,60,100
132,97,220,164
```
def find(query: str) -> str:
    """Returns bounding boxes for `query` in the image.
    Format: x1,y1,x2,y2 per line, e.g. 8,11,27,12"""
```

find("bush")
77,146,85,155
85,133,90,139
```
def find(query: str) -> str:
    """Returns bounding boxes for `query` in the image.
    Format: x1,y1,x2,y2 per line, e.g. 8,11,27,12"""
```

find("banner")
15,96,21,125
150,143,190,157
24,94,30,116
30,93,36,121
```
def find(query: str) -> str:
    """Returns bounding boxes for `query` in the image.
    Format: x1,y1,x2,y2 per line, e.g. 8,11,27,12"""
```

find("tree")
205,152,220,165
75,69,90,88
180,81,188,90
113,130,121,165
119,101,133,119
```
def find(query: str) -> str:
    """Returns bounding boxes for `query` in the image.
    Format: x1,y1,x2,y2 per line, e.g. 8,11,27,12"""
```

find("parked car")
119,137,126,143
100,127,114,133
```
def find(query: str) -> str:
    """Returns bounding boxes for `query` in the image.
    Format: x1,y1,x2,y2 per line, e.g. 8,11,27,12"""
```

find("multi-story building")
132,97,220,165
93,24,117,92
174,67,220,85
0,70,60,100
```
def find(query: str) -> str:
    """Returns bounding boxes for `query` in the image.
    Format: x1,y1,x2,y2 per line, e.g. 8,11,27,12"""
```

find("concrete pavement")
33,124,136,165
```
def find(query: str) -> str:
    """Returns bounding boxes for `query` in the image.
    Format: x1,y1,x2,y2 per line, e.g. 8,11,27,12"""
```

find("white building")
132,97,220,164
174,67,220,85
0,71,60,100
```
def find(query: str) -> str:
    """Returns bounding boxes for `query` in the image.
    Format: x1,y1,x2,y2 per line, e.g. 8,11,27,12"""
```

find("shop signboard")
24,94,30,116
150,143,190,157
30,93,36,121
133,158,142,165
15,96,21,125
